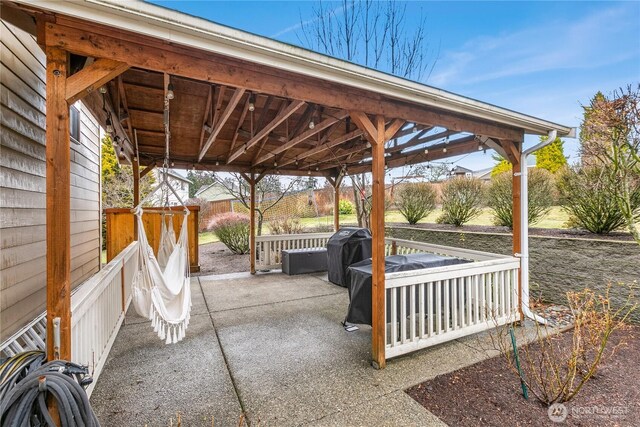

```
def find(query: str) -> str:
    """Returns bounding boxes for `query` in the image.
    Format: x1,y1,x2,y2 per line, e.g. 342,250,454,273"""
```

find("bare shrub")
396,182,437,224
208,213,250,254
437,177,485,226
492,282,638,405
268,217,304,235
487,169,554,228
557,165,640,233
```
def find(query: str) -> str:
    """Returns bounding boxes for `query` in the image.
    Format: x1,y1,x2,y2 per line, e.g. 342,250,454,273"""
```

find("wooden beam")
228,99,306,163
198,87,245,161
117,76,134,142
249,175,256,274
279,129,364,168
45,46,71,361
140,163,155,178
345,135,478,174
480,136,511,162
384,119,406,141
45,20,525,141
198,85,213,153
350,111,378,143
253,111,348,166
511,141,524,321
370,115,386,369
133,159,140,235
228,97,251,158
333,175,343,232
65,58,129,105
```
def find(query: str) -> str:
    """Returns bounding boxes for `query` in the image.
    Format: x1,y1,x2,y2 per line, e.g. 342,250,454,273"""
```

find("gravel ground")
407,325,640,426
196,242,250,276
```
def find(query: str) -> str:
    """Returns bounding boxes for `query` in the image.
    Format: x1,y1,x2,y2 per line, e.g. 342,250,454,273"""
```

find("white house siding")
1,19,101,341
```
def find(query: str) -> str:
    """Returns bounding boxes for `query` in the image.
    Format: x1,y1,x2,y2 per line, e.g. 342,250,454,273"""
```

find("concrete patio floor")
90,272,518,426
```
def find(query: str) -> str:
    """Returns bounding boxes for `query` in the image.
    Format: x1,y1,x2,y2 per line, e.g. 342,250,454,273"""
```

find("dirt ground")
406,326,640,426
196,242,250,276
388,222,636,241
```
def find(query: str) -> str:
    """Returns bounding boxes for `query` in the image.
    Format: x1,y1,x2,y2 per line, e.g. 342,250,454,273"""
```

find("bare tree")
580,85,640,244
212,173,302,235
297,0,438,227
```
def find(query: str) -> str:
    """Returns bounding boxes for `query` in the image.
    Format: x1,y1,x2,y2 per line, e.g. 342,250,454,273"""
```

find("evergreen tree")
535,136,567,173
186,170,215,198
491,154,512,176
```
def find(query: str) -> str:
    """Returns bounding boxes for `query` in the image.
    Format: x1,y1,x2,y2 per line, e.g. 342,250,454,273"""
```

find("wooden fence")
105,206,200,272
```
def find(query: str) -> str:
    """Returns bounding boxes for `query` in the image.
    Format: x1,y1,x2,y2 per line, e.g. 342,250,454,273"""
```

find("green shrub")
557,165,640,233
487,169,555,228
396,182,437,224
437,177,485,226
268,216,304,235
338,199,354,215
208,212,250,254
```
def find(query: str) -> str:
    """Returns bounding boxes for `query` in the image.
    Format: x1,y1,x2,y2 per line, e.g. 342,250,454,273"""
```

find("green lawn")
198,207,572,244
297,206,570,230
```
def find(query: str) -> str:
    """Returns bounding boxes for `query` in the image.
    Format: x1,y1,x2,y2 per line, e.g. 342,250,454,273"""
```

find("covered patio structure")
5,0,573,375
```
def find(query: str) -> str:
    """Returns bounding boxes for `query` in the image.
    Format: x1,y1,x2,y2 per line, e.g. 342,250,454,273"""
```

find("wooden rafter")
278,128,364,168
198,85,213,153
227,99,306,163
227,97,251,158
65,58,129,105
198,87,245,161
253,111,349,166
117,76,134,144
45,20,525,141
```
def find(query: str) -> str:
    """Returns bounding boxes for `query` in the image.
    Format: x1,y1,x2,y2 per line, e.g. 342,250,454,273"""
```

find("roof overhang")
14,0,574,138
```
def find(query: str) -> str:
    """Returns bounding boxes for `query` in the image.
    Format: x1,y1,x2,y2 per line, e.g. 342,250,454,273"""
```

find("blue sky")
150,1,640,171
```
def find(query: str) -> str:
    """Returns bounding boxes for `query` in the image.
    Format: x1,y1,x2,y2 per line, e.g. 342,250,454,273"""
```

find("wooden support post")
133,160,140,236
333,175,343,232
370,115,387,369
249,175,256,275
350,112,400,369
45,46,71,361
391,240,397,256
511,145,524,322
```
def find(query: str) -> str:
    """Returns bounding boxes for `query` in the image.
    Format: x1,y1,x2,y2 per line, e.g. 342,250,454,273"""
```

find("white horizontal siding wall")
1,19,101,341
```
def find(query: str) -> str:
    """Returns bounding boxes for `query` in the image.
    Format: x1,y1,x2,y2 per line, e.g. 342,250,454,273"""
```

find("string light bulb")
99,86,107,94
171,162,175,167
424,149,429,155
478,144,484,151
216,160,220,166
105,117,114,134
308,119,315,130
166,83,175,100
274,161,278,167
443,147,447,153
248,94,255,112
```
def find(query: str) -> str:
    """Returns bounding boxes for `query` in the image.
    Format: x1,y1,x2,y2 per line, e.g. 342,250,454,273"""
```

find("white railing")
71,241,138,396
0,241,139,397
256,232,333,269
384,239,519,359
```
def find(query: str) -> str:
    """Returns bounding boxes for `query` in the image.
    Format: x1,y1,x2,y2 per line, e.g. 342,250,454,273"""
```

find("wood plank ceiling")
103,68,493,178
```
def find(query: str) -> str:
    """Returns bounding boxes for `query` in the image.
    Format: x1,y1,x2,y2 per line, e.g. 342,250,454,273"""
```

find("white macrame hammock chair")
131,177,191,344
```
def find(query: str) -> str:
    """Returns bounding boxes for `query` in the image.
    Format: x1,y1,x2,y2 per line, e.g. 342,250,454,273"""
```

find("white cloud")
430,4,639,87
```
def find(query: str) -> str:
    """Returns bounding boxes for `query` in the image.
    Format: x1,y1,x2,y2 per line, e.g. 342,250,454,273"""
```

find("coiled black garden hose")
1,352,99,427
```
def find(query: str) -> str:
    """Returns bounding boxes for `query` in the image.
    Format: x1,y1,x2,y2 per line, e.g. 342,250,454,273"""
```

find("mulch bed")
388,222,635,242
406,325,640,426
196,242,249,276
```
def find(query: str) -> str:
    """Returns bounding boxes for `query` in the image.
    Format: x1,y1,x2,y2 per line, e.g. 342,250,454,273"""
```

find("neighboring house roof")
451,166,473,175
472,167,494,180
16,0,574,138
157,169,193,185
194,182,236,202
